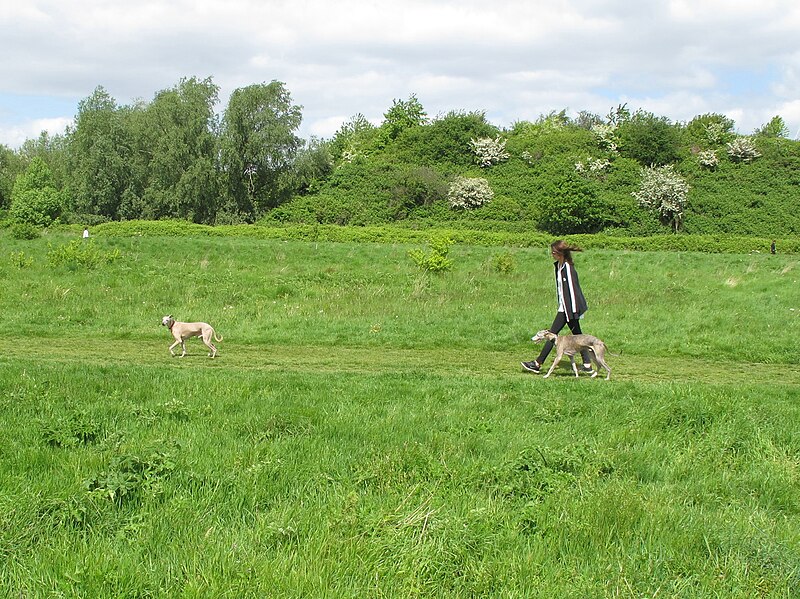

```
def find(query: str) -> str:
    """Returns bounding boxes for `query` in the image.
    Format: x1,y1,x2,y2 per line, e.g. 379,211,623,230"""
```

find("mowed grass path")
1,231,799,597
3,335,800,387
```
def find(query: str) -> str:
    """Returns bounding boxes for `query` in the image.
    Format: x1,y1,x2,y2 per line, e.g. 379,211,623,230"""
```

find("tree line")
2,76,798,236
1,77,314,226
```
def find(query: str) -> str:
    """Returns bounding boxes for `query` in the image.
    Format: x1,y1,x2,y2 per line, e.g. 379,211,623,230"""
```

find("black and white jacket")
554,260,588,321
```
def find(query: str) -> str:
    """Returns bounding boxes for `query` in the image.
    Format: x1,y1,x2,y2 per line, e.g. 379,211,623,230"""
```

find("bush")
469,136,510,167
47,239,121,270
490,251,516,273
87,219,800,254
10,251,34,268
631,165,689,232
392,110,499,167
408,235,454,272
448,176,494,210
697,149,719,170
9,157,64,227
10,221,41,239
86,447,177,505
10,188,64,227
537,172,607,234
617,110,682,166
727,137,762,163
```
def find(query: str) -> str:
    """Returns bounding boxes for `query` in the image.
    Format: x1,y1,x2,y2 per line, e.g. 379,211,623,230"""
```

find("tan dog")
531,330,612,380
161,315,222,358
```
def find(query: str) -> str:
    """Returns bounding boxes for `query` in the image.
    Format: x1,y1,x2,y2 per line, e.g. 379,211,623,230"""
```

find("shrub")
10,251,33,268
538,173,607,234
631,165,689,231
575,158,611,178
491,251,516,273
408,235,454,272
591,123,619,153
10,221,41,239
47,239,121,269
392,110,499,167
698,149,719,170
85,447,177,505
88,219,800,254
9,157,64,227
448,176,494,210
40,411,101,448
727,137,762,162
10,188,64,227
469,136,510,167
685,113,735,146
390,166,449,218
617,110,681,166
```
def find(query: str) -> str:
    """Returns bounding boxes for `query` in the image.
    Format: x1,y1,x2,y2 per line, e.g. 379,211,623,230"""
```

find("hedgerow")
83,220,799,254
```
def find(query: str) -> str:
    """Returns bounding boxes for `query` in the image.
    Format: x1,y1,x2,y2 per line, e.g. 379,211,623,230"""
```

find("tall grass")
3,231,799,362
1,230,798,597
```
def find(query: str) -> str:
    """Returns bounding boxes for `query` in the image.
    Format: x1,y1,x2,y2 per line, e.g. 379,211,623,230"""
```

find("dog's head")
161,315,174,328
531,329,556,343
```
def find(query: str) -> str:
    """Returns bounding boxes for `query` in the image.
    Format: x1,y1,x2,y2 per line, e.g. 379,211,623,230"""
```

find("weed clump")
39,410,101,448
85,446,177,505
409,235,454,272
47,239,121,270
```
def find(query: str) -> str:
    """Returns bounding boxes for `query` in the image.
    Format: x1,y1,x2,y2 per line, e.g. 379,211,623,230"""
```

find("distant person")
522,240,593,374
770,240,776,254
83,228,90,239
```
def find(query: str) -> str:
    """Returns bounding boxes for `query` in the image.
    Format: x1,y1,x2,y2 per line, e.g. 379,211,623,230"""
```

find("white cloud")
0,117,72,148
3,0,800,147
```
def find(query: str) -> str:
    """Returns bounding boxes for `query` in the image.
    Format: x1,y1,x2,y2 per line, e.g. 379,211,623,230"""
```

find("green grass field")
1,230,799,597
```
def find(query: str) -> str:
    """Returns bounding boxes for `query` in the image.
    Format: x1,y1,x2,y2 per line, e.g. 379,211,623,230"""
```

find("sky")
3,0,800,149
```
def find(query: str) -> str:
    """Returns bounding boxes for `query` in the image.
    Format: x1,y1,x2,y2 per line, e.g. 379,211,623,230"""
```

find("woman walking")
522,240,593,374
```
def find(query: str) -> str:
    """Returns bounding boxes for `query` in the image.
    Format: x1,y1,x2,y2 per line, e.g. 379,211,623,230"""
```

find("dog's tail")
214,332,223,342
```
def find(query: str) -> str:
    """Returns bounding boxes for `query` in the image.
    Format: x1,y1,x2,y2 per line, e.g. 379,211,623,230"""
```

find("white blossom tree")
591,123,619,153
448,176,494,209
726,137,762,163
698,149,718,170
469,136,509,167
631,165,689,232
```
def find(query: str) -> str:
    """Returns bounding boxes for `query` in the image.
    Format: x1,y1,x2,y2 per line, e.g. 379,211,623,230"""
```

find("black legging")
536,312,591,365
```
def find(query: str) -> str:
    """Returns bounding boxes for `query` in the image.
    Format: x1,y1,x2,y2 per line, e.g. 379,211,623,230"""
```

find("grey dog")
161,315,222,358
530,330,612,380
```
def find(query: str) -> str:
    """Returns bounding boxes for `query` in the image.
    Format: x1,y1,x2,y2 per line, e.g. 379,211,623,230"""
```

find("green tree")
289,137,334,196
631,164,689,232
132,77,221,223
617,110,681,166
219,81,303,220
18,131,69,189
0,144,23,210
393,110,498,167
755,115,789,138
329,114,377,163
66,87,133,219
379,94,427,143
537,171,605,234
685,113,735,146
10,157,64,226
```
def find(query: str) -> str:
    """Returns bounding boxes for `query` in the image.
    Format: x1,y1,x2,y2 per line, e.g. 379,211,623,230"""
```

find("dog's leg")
543,349,563,378
169,340,181,357
202,331,218,358
593,346,611,380
180,340,187,357
569,355,580,377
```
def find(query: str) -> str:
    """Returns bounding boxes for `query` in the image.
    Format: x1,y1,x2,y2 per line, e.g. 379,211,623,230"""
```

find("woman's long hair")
551,240,582,265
